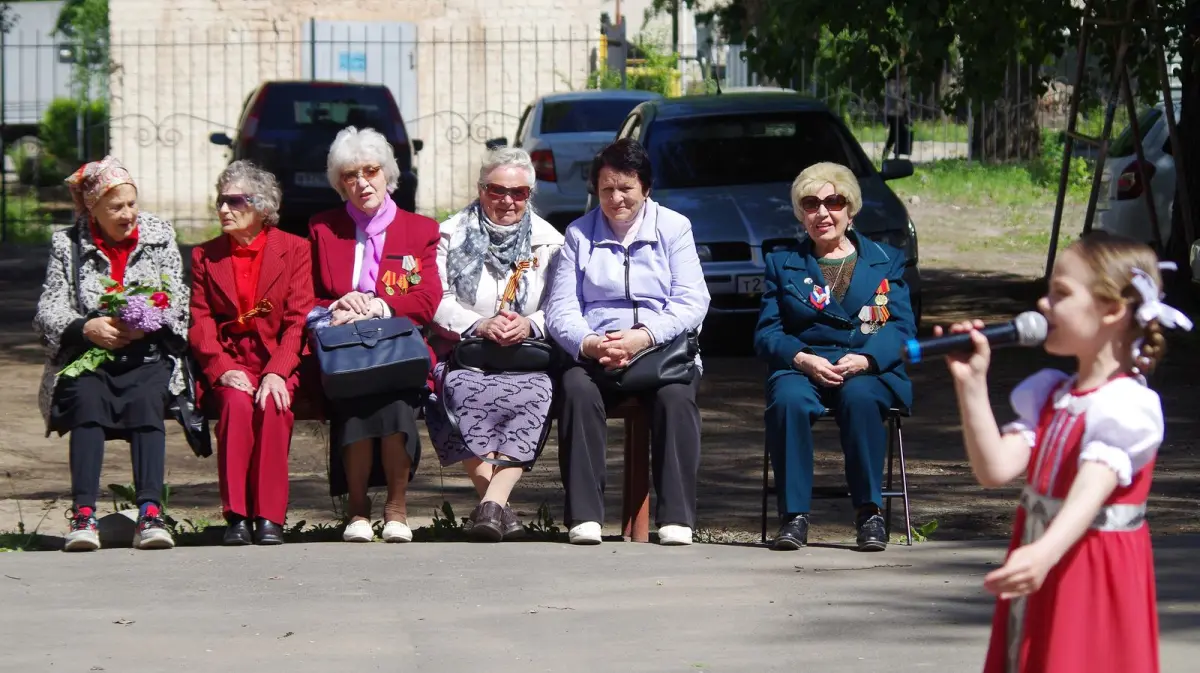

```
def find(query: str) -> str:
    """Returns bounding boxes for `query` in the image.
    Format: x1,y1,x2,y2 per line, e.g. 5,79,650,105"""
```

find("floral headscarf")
65,156,136,217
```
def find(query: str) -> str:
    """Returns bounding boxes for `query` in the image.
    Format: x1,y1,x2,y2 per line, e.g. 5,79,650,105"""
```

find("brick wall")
106,0,623,223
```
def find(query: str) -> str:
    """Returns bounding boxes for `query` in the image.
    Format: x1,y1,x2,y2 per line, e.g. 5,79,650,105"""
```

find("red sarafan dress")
983,369,1164,673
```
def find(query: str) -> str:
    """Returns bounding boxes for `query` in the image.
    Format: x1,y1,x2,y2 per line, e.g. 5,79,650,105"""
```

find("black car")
211,81,423,236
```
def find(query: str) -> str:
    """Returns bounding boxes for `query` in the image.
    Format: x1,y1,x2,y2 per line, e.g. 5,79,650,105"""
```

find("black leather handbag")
166,353,213,458
312,317,432,400
447,337,558,375
590,329,699,393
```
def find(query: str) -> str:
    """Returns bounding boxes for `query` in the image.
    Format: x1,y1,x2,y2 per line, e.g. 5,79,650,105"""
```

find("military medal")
381,270,397,295
402,255,422,288
874,294,888,306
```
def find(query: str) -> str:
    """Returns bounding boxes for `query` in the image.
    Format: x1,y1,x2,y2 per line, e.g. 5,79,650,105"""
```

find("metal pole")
1044,15,1093,280
1,25,7,243
310,17,316,80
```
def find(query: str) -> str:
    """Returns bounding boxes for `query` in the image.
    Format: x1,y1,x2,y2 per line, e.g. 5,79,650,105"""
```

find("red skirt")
983,508,1160,673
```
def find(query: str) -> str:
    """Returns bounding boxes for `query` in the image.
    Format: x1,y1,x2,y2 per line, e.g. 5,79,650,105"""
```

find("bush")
1030,128,1091,193
39,97,109,163
6,142,71,188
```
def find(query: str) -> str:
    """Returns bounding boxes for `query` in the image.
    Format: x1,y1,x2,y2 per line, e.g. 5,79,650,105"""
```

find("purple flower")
119,294,167,332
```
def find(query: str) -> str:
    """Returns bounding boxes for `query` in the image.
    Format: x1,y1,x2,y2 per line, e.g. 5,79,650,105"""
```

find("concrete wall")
105,0,690,224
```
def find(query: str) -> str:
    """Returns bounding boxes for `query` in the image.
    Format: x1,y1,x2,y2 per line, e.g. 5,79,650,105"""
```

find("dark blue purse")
312,317,431,400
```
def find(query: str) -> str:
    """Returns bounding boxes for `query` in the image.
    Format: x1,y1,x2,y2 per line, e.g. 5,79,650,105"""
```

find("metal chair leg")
884,414,895,538
897,416,913,546
761,444,770,545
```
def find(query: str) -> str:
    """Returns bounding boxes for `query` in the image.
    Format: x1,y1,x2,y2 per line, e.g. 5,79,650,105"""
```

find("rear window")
1110,108,1162,157
646,111,871,189
259,85,399,137
540,99,645,134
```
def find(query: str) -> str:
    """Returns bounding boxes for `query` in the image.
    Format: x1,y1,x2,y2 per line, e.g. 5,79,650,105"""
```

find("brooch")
810,284,831,310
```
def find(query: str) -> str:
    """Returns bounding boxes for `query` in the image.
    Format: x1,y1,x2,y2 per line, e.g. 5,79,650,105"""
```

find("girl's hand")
983,541,1056,600
934,319,991,385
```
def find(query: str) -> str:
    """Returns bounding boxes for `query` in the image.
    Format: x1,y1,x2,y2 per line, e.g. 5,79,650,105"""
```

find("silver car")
489,89,663,231
597,93,922,323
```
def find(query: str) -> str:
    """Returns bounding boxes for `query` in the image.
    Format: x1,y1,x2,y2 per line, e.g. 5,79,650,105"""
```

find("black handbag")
590,329,699,393
166,353,213,458
447,337,558,374
312,316,431,400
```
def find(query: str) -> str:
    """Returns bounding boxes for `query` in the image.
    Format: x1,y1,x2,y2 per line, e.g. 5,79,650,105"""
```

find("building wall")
106,0,689,223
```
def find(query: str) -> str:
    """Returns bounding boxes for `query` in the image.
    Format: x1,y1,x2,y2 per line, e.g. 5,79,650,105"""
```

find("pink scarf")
347,194,397,294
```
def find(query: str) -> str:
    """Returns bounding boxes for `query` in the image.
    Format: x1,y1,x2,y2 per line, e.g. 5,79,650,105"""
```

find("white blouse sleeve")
1001,369,1071,446
1078,380,1164,487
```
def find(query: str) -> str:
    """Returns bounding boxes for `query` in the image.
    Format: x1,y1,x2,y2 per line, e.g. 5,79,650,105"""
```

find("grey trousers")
556,363,702,528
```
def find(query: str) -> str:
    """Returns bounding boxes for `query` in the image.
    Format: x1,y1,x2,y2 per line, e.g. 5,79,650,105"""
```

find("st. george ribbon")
900,311,1048,364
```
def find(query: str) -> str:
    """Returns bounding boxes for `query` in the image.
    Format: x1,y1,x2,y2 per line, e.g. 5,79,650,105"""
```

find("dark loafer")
856,513,888,552
253,518,284,546
772,514,809,550
468,502,504,542
223,518,252,546
501,505,524,540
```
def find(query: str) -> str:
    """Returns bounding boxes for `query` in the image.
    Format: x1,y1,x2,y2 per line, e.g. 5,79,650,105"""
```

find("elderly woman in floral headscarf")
33,156,189,552
425,147,563,542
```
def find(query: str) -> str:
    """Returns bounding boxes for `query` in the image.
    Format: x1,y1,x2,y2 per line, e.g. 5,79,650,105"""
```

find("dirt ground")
2,199,1198,545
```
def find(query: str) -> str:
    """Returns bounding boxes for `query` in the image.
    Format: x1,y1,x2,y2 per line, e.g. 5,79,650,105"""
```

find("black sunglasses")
216,194,256,210
800,194,848,213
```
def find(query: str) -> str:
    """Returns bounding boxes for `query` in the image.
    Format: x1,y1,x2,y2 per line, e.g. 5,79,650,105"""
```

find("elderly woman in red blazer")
189,160,314,546
309,126,441,544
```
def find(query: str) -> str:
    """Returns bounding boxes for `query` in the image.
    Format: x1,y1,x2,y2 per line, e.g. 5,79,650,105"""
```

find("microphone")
901,311,1048,364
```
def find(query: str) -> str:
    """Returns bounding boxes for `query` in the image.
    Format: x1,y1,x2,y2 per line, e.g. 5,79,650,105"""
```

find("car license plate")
294,172,327,188
737,275,764,294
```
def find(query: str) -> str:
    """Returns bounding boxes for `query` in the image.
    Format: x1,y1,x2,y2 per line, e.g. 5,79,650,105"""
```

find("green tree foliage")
53,0,109,95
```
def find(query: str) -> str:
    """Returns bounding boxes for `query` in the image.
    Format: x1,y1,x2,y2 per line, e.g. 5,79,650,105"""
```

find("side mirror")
880,158,914,181
485,137,508,150
209,132,233,147
412,138,424,154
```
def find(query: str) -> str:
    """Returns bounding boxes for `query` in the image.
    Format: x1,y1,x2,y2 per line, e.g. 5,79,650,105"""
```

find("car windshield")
646,111,871,189
1109,107,1163,157
261,86,395,134
540,99,646,134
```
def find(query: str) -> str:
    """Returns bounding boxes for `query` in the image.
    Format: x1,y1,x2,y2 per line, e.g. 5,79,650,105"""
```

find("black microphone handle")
902,322,1019,363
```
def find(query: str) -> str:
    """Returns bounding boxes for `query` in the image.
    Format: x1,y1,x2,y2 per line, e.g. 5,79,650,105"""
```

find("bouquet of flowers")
58,275,178,378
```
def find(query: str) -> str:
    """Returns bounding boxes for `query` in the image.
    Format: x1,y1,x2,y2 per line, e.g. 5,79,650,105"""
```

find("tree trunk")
970,60,1042,162
1167,0,1200,284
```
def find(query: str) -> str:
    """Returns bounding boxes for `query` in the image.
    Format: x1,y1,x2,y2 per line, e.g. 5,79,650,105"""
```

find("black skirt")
326,391,423,497
49,341,172,440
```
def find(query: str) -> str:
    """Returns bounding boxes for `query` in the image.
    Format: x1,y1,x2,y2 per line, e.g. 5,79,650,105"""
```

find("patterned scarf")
347,193,397,294
445,200,534,315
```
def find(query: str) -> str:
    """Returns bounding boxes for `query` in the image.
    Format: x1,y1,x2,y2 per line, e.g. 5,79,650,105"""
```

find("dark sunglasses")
216,194,256,210
340,164,383,185
800,194,848,213
484,183,531,201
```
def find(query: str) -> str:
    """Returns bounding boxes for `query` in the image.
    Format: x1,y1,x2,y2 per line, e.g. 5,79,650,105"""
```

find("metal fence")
1,27,1074,239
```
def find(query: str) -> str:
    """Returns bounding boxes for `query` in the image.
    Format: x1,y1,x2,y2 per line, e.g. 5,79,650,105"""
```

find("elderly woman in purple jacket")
544,138,711,547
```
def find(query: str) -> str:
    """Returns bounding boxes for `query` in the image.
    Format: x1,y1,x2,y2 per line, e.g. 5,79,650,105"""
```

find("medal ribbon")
499,259,534,313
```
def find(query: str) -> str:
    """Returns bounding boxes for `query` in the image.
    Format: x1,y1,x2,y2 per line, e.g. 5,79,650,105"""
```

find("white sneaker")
381,520,412,543
133,515,175,550
343,519,374,543
568,521,602,545
658,525,693,546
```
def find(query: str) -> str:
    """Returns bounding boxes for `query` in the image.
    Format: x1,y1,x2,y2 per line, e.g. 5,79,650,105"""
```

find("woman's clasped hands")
583,329,654,370
330,291,387,326
475,310,533,346
793,351,871,387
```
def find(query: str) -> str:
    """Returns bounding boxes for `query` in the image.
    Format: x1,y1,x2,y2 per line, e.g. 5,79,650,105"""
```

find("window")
646,111,870,189
260,85,395,136
539,99,647,134
1110,108,1164,158
515,105,533,146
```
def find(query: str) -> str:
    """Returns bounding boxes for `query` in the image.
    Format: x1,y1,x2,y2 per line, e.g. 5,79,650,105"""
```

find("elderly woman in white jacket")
425,147,564,542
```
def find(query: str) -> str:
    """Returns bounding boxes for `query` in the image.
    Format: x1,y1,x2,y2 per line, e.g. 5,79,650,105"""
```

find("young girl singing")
938,233,1193,673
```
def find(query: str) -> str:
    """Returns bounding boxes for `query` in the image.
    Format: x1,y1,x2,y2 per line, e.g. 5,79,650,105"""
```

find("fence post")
309,17,316,80
1,25,7,243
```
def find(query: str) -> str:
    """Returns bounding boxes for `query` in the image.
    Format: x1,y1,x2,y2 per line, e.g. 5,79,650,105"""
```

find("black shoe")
253,518,284,546
467,502,504,542
501,505,525,540
772,514,809,550
223,518,252,546
855,509,888,552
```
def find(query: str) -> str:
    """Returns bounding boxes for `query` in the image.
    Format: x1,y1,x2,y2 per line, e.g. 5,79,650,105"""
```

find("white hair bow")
1131,262,1194,332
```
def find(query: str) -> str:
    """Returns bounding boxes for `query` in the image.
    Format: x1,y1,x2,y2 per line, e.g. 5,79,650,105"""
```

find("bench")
760,407,912,546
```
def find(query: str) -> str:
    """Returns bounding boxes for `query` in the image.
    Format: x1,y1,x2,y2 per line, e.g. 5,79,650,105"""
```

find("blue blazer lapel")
783,240,852,323
840,231,891,319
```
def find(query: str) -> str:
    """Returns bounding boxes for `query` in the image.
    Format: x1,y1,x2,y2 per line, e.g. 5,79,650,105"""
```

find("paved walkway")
2,537,1197,672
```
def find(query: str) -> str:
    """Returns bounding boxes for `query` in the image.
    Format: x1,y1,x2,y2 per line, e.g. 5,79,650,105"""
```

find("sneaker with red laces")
64,509,100,552
133,511,174,550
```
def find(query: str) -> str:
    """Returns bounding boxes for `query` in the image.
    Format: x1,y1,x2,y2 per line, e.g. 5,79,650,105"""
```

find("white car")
1096,103,1177,250
487,89,663,231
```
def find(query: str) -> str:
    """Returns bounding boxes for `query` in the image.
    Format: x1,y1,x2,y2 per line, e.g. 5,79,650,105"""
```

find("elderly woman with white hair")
189,160,314,546
425,147,564,542
754,161,916,553
309,126,442,544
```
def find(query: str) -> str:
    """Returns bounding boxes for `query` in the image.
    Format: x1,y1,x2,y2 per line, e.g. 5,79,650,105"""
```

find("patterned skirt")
424,362,554,467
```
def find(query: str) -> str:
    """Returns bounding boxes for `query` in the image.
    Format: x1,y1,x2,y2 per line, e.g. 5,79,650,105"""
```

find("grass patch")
2,196,57,243
888,158,1089,209
845,119,970,144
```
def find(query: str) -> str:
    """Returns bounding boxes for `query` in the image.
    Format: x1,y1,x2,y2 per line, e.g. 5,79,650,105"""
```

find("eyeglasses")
216,194,256,210
800,194,848,213
340,165,383,186
484,183,531,202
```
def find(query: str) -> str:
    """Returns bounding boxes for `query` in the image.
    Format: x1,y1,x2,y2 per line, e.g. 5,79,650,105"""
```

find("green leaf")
57,347,114,378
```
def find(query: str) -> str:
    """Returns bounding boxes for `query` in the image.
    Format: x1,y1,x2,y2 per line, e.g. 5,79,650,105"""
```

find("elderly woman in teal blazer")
754,162,915,553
